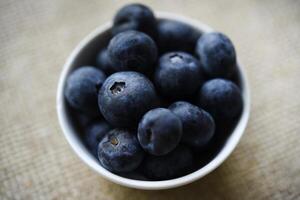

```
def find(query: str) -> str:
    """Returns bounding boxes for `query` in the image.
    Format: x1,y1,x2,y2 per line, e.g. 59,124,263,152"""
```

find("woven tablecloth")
1,0,300,199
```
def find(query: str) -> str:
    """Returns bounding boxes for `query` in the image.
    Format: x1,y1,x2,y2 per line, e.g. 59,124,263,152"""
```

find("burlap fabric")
1,0,300,199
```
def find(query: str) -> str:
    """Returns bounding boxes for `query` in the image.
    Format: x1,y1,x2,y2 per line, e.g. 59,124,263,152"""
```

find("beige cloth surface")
1,0,300,199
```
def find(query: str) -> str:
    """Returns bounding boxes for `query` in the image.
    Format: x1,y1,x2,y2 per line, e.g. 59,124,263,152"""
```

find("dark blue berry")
112,4,157,39
96,49,114,75
196,32,237,78
107,30,157,74
83,120,111,157
142,145,194,180
198,79,242,121
154,52,203,99
98,129,144,173
64,66,106,116
157,20,201,54
98,71,158,128
169,101,215,149
138,108,182,156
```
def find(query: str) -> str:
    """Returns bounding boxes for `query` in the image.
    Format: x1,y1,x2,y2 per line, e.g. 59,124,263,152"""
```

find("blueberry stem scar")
110,136,119,146
170,54,183,63
110,82,126,95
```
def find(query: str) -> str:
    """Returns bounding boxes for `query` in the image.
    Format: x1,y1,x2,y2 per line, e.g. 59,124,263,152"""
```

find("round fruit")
107,30,157,74
112,3,157,39
198,79,243,121
154,52,203,99
64,66,106,116
138,108,182,156
196,32,237,78
98,129,144,173
169,101,215,149
98,71,158,127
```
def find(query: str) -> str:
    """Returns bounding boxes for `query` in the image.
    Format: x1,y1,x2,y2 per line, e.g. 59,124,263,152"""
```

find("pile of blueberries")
64,4,243,181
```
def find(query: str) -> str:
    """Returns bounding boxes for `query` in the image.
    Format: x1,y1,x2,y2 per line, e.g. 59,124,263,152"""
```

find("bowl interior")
57,12,250,190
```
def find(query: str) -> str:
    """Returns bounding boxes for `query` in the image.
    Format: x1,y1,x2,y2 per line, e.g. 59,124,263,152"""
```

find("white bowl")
57,12,250,190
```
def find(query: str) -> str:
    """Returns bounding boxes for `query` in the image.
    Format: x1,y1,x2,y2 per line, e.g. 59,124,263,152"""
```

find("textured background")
1,0,300,199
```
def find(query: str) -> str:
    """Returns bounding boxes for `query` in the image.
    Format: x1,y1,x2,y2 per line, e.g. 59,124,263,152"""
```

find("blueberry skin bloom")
107,30,157,74
138,108,182,156
98,71,158,127
143,145,194,180
112,3,157,39
198,79,243,121
196,32,237,78
157,20,201,53
154,52,203,99
169,101,215,149
98,129,144,173
83,120,111,156
96,49,114,75
64,66,106,116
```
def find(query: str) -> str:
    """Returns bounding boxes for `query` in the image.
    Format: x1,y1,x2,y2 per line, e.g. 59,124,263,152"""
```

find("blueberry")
198,79,243,121
196,32,237,78
169,101,215,149
142,145,194,180
96,49,114,75
107,30,157,74
65,66,106,116
154,52,203,99
138,108,182,155
98,129,144,173
98,71,158,127
83,120,111,156
157,20,201,53
112,4,157,39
